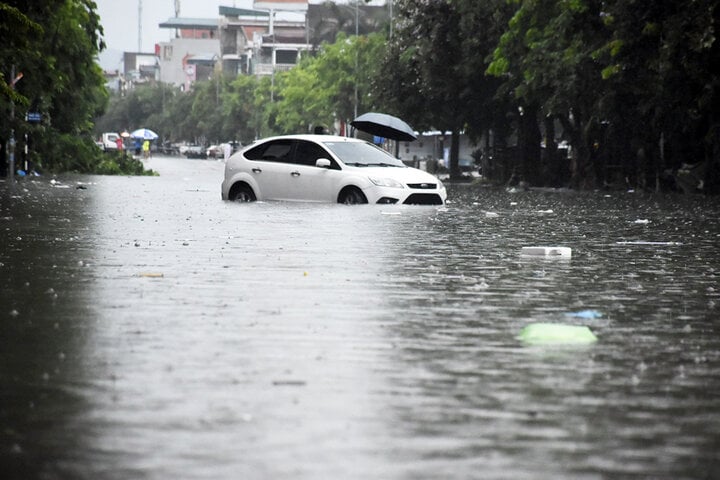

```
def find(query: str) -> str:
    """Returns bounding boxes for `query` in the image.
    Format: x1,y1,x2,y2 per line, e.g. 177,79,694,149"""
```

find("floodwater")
1,155,719,479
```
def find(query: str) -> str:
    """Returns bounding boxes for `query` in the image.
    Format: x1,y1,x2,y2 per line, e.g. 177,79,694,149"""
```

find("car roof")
255,134,364,143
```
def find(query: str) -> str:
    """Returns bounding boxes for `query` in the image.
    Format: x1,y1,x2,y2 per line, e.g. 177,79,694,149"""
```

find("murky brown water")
2,156,719,479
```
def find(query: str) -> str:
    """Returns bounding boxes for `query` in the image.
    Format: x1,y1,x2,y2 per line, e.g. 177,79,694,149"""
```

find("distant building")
156,18,221,90
108,52,160,93
152,2,390,90
218,5,308,77
103,69,122,93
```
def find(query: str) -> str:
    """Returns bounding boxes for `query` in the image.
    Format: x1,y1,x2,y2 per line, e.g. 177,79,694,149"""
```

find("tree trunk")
543,115,561,186
450,129,461,180
518,104,542,186
559,114,589,189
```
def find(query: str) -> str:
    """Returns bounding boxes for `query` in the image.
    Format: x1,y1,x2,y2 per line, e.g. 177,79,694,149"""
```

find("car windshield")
322,141,405,167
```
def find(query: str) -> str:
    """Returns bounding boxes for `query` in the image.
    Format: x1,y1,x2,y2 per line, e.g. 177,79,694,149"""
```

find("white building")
156,18,221,90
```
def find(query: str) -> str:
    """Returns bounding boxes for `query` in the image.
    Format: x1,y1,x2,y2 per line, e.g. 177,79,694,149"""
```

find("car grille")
403,193,444,205
407,183,437,189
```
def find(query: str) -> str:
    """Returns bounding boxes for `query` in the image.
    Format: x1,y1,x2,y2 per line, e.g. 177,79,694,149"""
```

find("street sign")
26,112,42,123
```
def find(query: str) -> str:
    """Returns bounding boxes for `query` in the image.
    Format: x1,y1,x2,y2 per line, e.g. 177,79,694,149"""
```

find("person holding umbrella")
130,128,159,158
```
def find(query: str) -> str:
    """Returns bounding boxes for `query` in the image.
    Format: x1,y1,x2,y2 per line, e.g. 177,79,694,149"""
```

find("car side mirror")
316,158,331,168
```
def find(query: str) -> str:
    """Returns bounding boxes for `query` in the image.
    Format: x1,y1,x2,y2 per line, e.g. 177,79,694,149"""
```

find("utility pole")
174,0,181,38
7,65,23,183
138,0,143,51
354,0,359,119
389,0,393,39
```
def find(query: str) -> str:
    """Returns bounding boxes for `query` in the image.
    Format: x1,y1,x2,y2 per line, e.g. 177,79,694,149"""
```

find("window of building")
276,50,298,65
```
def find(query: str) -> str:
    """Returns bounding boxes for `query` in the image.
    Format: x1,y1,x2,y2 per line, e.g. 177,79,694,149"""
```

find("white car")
221,134,447,205
99,132,120,151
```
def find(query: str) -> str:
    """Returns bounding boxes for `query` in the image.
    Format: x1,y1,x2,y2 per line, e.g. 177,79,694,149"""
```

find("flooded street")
2,155,719,479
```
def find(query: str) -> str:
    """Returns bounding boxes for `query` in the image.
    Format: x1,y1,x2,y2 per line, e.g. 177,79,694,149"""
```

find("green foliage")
273,33,387,133
97,74,265,146
95,152,158,176
33,130,102,173
482,0,720,191
0,3,43,108
1,0,108,173
378,0,514,178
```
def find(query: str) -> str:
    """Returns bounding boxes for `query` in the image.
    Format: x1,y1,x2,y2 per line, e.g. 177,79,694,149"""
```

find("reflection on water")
1,178,97,479
1,161,719,479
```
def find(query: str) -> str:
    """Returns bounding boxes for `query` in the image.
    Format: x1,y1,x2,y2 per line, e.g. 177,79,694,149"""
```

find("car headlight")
369,176,404,188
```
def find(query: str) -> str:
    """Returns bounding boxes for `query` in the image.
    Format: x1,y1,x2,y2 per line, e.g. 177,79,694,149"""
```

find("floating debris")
521,246,572,258
519,323,598,345
50,179,70,189
272,380,307,386
136,272,164,278
564,309,603,319
615,241,683,246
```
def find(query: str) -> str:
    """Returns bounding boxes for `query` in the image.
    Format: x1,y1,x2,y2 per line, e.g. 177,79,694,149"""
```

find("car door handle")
252,168,262,173
290,171,300,177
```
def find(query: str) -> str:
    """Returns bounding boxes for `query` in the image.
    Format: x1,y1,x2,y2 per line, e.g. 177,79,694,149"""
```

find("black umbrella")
350,112,417,141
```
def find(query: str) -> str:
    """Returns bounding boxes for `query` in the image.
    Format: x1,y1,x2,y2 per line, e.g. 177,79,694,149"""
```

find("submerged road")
1,155,719,479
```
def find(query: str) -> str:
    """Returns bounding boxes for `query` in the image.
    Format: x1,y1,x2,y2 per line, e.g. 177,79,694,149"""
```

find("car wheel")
231,184,256,202
338,187,367,205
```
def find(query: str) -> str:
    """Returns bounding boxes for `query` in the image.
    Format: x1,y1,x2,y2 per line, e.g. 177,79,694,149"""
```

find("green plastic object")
519,323,598,345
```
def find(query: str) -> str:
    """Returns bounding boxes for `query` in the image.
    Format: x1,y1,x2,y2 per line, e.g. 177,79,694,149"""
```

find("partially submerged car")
221,134,447,205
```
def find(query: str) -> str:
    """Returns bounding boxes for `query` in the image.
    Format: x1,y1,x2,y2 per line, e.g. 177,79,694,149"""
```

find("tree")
376,0,512,180
488,0,610,188
1,0,108,173
308,0,387,49
597,0,720,192
382,0,467,178
0,4,41,109
487,0,720,191
455,0,516,182
273,32,386,134
221,74,259,143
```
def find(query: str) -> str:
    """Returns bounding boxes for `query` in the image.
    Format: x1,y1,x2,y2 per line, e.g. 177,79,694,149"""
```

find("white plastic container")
521,246,572,258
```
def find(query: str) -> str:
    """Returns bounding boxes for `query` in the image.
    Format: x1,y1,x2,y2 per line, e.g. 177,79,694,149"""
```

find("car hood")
348,165,443,186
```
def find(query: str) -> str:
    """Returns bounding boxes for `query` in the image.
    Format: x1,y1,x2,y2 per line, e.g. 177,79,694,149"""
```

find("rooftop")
159,18,219,30
219,6,269,18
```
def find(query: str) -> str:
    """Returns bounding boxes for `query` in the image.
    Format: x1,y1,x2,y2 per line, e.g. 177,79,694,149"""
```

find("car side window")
294,140,340,169
245,139,293,163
